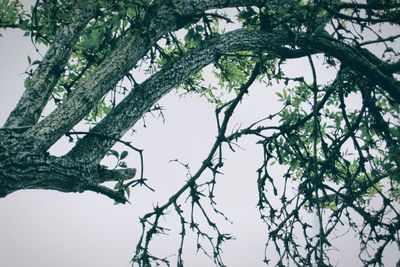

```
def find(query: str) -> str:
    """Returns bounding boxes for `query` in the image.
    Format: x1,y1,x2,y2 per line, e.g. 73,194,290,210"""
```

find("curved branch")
70,28,400,164
301,34,400,102
15,0,263,153
15,2,180,152
4,2,97,128
172,0,265,16
67,29,292,164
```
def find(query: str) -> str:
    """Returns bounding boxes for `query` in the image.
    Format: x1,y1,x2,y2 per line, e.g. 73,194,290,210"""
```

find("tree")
0,0,399,266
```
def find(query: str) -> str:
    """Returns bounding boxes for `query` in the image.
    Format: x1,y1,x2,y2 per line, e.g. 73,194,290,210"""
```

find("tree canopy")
0,0,399,266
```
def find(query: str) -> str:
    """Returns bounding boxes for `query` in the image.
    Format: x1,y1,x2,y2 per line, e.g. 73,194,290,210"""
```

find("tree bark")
1,0,398,204
67,29,292,163
4,2,97,128
0,147,136,202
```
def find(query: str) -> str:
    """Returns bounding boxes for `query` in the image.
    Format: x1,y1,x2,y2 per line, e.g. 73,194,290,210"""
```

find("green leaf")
114,180,123,190
24,77,31,88
120,150,128,160
108,149,119,159
125,186,130,198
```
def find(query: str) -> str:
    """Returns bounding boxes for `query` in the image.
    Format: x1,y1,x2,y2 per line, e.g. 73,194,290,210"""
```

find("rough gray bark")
68,30,400,164
14,2,180,152
12,0,268,153
0,150,136,203
0,0,399,203
0,0,276,201
4,2,97,128
67,29,292,163
172,0,265,15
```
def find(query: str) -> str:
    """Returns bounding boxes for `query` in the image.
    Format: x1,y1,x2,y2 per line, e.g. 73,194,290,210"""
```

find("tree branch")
70,28,400,164
0,153,135,203
133,63,261,266
172,0,266,16
301,33,400,102
67,29,292,164
14,2,181,152
15,0,258,153
4,2,97,128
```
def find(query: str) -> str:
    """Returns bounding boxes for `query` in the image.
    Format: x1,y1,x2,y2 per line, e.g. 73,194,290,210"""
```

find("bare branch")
132,64,261,266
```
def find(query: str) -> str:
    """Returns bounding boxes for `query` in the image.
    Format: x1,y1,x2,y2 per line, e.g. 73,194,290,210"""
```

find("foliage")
1,0,400,266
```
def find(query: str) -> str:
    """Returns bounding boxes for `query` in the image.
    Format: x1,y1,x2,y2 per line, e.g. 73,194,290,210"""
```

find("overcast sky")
0,2,398,267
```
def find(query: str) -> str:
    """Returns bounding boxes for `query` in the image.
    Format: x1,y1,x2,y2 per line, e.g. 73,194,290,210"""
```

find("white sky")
0,2,399,267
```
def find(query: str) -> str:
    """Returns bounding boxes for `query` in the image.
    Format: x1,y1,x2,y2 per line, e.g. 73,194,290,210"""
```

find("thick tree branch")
301,34,400,102
69,28,400,164
387,61,400,73
0,1,398,264
0,152,135,203
172,0,265,16
4,2,97,128
14,2,181,152
15,0,260,153
67,29,292,164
